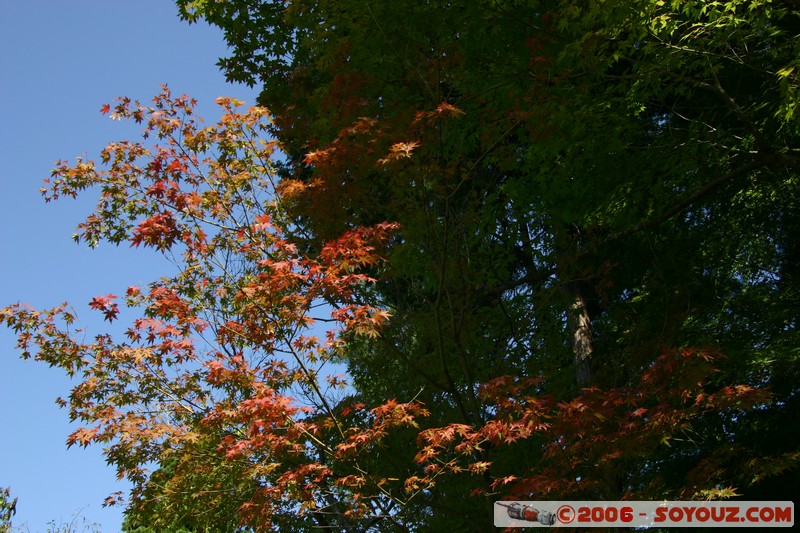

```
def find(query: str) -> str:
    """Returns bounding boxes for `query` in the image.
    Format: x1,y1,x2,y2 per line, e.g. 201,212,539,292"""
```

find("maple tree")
3,0,800,530
3,90,418,531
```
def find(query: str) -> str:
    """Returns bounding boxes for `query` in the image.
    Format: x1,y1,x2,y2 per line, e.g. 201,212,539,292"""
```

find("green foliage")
0,487,16,533
174,0,800,513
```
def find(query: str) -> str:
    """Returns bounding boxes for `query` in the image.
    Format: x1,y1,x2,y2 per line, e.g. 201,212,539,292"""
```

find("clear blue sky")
0,1,257,530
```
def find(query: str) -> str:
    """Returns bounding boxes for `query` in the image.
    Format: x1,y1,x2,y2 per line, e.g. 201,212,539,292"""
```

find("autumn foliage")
0,87,786,531
4,89,413,528
5,0,800,529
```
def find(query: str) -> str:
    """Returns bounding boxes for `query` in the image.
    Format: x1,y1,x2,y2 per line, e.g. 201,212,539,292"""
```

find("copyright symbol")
557,505,575,524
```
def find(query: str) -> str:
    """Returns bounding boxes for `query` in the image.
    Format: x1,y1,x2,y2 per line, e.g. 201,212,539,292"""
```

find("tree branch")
603,159,765,244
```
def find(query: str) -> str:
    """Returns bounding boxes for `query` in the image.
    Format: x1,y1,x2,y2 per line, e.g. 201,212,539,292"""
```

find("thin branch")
603,159,765,244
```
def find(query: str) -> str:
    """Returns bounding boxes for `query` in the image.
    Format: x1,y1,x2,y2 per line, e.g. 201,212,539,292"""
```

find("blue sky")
0,1,257,530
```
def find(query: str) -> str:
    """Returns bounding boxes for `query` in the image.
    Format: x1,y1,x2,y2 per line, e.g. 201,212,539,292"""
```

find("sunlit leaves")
413,349,774,500
2,89,409,529
7,0,800,527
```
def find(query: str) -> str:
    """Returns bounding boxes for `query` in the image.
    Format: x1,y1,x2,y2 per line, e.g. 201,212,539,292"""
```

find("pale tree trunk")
567,282,593,385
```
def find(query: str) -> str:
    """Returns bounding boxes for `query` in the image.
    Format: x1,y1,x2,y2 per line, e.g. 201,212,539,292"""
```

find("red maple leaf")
89,294,119,322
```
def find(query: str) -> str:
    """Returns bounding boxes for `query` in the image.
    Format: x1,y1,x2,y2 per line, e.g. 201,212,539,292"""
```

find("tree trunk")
567,281,593,385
